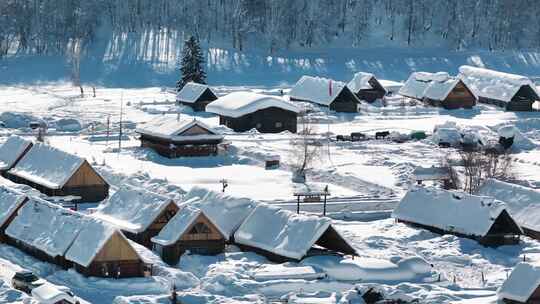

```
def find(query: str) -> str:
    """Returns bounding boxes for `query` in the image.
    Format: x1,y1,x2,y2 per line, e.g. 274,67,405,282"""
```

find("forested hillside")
1,0,539,58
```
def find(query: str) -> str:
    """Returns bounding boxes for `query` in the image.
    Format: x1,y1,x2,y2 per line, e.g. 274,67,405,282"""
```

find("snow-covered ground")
0,82,539,303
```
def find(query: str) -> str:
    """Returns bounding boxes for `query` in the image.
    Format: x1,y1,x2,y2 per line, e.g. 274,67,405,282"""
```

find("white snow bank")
432,128,462,146
8,143,85,189
393,186,519,237
135,116,223,142
459,65,538,103
0,112,42,129
176,82,214,103
206,91,299,118
252,264,325,281
183,187,256,240
411,166,450,181
289,76,348,106
150,205,202,246
287,291,338,304
497,125,517,138
301,255,432,282
498,262,540,303
0,186,26,227
93,185,176,234
477,179,540,233
0,136,32,170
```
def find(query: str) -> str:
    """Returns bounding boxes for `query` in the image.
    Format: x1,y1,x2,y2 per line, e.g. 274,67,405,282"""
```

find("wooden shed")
151,205,226,265
0,136,33,175
459,65,540,111
348,72,387,102
498,262,540,304
392,186,523,246
0,186,28,242
289,76,361,112
399,72,477,109
234,204,357,263
206,92,300,133
6,143,109,202
136,117,224,158
176,82,218,112
93,185,179,248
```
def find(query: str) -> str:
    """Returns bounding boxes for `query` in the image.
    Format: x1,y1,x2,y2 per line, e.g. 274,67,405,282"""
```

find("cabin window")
189,222,211,234
275,122,283,128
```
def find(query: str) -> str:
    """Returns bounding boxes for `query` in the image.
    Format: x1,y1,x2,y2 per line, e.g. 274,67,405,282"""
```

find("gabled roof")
478,179,540,233
458,65,539,103
348,72,386,94
151,205,220,246
0,136,32,171
234,204,353,260
206,92,300,118
399,72,471,101
135,116,223,142
289,76,348,106
0,186,27,227
5,198,84,258
176,82,216,104
392,186,520,237
498,262,540,302
7,143,85,189
93,185,176,234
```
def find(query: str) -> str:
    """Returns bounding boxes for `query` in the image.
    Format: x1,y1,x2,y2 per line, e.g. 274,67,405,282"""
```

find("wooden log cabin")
289,76,361,112
206,92,300,133
92,185,179,248
0,186,28,242
176,82,218,112
234,204,357,263
5,143,109,202
151,205,226,265
459,65,540,111
136,117,224,158
399,72,477,109
347,72,387,102
392,186,523,246
0,136,33,176
498,262,540,304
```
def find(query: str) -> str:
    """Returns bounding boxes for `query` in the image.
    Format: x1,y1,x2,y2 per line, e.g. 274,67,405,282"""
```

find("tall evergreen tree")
177,36,206,91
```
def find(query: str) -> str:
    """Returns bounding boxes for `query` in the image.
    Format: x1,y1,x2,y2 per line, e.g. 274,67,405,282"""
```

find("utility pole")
118,92,123,154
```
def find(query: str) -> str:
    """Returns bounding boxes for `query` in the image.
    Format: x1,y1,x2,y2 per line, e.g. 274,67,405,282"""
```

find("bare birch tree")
290,112,322,183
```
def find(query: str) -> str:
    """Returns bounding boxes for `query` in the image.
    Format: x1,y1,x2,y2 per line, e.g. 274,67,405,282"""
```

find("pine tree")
176,36,206,91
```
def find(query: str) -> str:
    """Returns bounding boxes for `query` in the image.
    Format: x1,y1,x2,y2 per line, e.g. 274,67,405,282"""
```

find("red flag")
329,79,332,96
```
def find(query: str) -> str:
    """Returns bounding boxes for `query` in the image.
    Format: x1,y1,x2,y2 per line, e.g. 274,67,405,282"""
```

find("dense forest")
1,0,539,58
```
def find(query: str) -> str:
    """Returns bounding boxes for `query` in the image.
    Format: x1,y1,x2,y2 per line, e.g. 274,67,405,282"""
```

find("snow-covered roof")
176,82,214,103
412,166,450,181
0,186,26,227
348,72,381,93
151,205,204,246
183,187,256,240
206,92,300,118
478,179,540,233
234,204,336,260
7,143,85,189
93,185,176,234
5,198,84,258
498,262,540,302
135,116,223,142
399,72,467,101
459,65,539,103
65,217,119,267
31,283,73,304
379,79,404,93
0,136,32,170
289,76,348,106
392,186,519,237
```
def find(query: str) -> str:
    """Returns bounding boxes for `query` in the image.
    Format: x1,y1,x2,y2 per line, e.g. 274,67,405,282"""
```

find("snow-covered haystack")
54,118,83,132
498,262,540,303
494,123,536,150
432,127,462,146
0,112,43,129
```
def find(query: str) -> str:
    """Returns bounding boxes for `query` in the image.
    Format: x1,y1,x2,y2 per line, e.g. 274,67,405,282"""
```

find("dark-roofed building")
176,82,218,112
348,72,387,102
289,76,361,112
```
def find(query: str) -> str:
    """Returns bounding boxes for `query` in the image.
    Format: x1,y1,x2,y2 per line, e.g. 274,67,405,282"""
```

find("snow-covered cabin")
92,185,179,248
347,72,387,102
5,197,144,277
478,179,540,240
176,82,218,112
6,143,109,202
289,76,361,112
459,65,539,111
392,186,522,246
399,72,476,109
206,92,300,133
0,136,32,175
151,205,226,265
0,186,27,241
498,262,540,303
234,204,357,262
136,116,224,158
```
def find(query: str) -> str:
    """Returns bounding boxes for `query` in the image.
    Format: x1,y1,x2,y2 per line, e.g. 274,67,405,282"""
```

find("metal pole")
323,194,327,216
118,92,123,154
297,195,300,214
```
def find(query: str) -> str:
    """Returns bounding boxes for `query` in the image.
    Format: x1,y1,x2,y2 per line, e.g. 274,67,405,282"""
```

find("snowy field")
0,82,539,303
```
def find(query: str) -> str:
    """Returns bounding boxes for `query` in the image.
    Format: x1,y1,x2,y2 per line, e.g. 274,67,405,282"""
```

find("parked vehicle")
11,270,46,293
31,283,80,304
